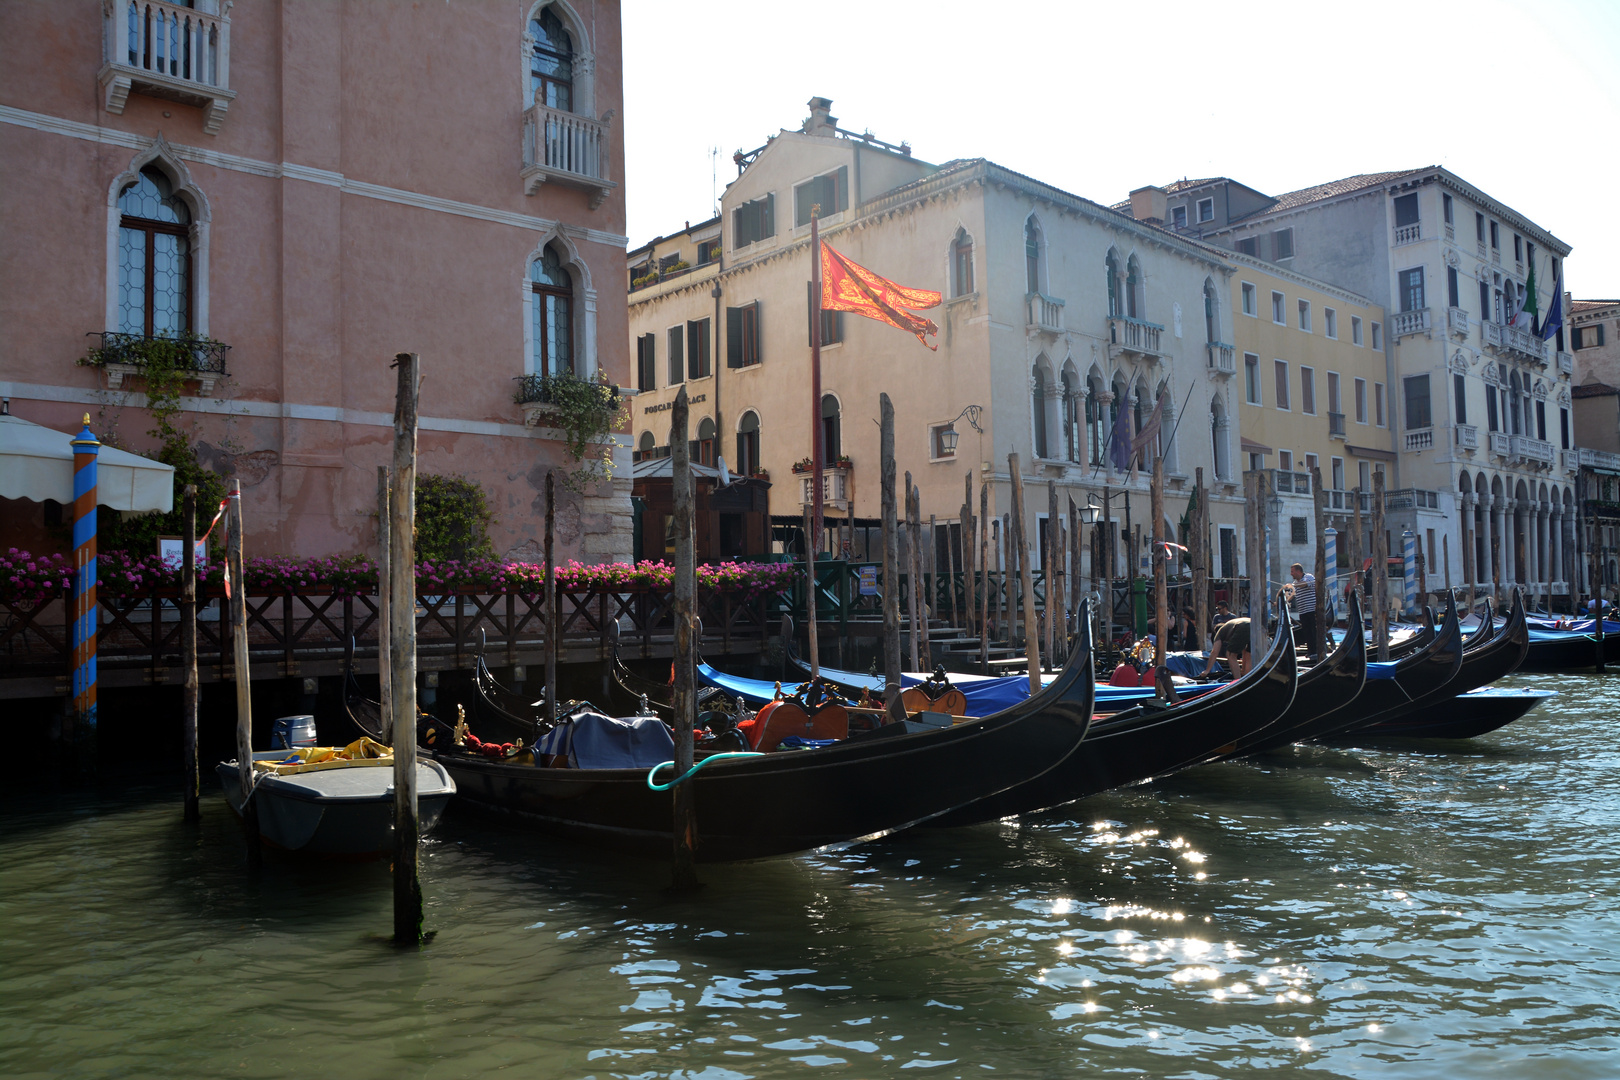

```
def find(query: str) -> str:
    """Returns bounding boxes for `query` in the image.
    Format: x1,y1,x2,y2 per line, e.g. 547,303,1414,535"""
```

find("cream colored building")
1226,255,1392,589
627,98,1249,595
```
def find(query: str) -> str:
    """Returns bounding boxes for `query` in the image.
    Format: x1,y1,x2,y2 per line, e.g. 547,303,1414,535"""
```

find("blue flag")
1541,266,1564,343
1108,396,1133,471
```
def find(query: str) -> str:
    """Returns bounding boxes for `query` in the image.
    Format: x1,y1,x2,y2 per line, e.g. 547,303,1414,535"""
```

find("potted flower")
790,457,814,474
750,468,770,482
831,454,853,469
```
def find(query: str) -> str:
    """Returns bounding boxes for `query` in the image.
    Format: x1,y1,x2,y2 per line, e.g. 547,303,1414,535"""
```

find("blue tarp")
543,712,676,769
1366,662,1398,680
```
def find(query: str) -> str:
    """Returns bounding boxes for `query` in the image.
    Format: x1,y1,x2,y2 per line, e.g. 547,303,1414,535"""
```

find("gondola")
1234,590,1465,756
471,642,549,745
929,606,1298,828
1337,686,1554,740
1330,590,1529,739
1518,624,1620,672
425,606,1098,862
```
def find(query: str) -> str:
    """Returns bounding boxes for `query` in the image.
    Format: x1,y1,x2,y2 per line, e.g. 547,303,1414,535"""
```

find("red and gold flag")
819,243,943,350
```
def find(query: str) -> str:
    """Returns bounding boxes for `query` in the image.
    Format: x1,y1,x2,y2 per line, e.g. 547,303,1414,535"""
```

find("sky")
622,0,1620,295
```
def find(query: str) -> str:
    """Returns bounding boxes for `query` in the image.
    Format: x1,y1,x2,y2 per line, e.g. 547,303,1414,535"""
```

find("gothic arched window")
530,8,574,109
531,244,574,377
118,167,191,336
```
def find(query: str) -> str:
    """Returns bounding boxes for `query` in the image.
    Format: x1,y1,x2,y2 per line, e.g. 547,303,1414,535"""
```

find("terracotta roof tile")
1229,170,1421,221
1572,300,1620,313
1573,382,1618,398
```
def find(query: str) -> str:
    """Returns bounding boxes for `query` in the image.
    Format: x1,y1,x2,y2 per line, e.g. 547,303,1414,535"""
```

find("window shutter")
763,193,775,238
747,301,761,364
1600,324,1608,347
668,326,683,383
836,166,849,211
728,306,743,368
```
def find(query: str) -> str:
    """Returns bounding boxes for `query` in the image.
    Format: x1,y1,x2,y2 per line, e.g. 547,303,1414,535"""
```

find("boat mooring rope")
646,752,762,791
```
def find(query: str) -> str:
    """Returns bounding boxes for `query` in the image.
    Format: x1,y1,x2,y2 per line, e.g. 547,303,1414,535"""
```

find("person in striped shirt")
1287,562,1317,659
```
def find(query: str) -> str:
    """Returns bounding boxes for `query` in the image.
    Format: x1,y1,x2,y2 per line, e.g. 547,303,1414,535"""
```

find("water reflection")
0,673,1617,1078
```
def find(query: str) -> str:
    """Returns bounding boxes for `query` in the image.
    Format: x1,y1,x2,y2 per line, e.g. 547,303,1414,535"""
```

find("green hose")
646,752,762,791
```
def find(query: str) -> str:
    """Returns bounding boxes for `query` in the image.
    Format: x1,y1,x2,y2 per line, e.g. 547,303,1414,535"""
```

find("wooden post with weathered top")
376,466,392,740
1151,454,1167,669
389,352,423,945
1008,454,1042,694
1372,470,1389,662
978,481,990,675
226,476,257,864
181,484,199,822
669,387,700,890
880,394,904,721
1191,468,1208,654
1313,465,1328,660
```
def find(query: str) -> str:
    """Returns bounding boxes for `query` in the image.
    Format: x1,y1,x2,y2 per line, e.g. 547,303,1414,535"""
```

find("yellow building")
1228,254,1394,586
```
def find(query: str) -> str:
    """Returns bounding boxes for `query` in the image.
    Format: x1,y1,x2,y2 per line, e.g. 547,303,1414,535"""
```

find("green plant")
513,371,629,491
80,333,229,556
414,474,496,563
632,272,659,289
663,260,690,274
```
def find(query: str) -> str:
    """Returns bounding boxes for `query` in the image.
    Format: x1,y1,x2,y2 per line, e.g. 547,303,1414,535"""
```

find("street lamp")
938,404,984,455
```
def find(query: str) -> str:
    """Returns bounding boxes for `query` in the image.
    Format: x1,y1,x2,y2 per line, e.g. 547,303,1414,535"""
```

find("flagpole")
807,206,825,679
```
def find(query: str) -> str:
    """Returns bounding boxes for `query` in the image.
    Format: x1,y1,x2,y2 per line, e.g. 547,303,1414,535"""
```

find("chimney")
803,97,838,136
1129,185,1168,223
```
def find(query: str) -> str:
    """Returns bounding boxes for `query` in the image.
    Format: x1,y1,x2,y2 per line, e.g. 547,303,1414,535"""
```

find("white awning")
0,413,174,513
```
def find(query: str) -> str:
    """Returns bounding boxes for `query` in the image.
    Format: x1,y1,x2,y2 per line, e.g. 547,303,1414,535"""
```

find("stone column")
1461,491,1476,591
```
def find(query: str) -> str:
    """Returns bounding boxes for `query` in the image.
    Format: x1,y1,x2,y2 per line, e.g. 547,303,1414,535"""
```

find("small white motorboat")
217,733,455,858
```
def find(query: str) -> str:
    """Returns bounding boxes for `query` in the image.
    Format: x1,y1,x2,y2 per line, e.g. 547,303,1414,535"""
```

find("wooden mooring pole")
544,470,557,728
227,476,257,864
1007,454,1042,695
1151,455,1167,669
389,352,423,946
1192,468,1208,655
669,388,701,890
880,395,904,721
376,466,392,740
181,484,199,822
1313,466,1328,660
978,480,990,676
1372,470,1389,663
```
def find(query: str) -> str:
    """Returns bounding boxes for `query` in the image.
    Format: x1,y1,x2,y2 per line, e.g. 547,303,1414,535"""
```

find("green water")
3,672,1617,1079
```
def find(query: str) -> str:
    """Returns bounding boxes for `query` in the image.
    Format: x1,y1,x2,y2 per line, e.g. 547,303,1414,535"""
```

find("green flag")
1521,258,1540,332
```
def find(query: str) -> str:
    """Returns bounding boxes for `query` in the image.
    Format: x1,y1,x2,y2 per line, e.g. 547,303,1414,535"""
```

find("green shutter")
763,193,775,238
728,306,743,368
836,166,849,211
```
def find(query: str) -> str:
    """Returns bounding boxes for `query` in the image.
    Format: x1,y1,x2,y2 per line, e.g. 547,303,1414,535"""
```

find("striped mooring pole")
70,415,100,762
1402,528,1417,616
1262,520,1272,625
1324,527,1338,617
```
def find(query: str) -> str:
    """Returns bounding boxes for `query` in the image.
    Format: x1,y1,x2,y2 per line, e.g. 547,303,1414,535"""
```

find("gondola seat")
741,699,850,753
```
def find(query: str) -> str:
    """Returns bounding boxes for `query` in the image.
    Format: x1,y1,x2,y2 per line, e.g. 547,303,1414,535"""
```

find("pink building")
0,0,632,563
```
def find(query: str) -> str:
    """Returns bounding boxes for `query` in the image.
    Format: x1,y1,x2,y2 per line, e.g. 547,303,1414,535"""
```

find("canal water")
2,671,1616,1079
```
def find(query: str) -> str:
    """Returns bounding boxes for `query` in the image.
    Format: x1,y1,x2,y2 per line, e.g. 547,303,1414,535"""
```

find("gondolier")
1287,563,1318,659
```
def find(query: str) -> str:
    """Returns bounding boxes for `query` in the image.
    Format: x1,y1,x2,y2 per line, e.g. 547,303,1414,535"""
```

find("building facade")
1222,254,1390,589
625,100,1252,594
0,0,632,563
1571,300,1620,389
1191,170,1577,610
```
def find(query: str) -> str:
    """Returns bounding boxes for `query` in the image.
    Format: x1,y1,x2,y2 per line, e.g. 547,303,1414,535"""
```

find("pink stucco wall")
0,0,629,562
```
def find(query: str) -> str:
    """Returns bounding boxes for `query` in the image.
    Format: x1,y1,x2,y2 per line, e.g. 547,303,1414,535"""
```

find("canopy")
0,413,174,513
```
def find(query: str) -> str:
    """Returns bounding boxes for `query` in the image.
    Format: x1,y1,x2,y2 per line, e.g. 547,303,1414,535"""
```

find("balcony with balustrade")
1581,447,1620,471
1390,308,1431,339
1482,321,1548,365
1454,424,1478,450
1561,449,1580,472
1326,488,1372,512
1447,307,1470,340
1026,294,1065,335
1205,341,1235,377
1404,428,1433,452
1108,315,1164,360
1557,350,1574,374
800,464,853,512
1489,431,1512,456
1384,488,1440,511
522,103,616,207
100,0,234,134
1393,222,1422,246
1269,469,1312,496
1328,411,1346,440
1510,434,1555,466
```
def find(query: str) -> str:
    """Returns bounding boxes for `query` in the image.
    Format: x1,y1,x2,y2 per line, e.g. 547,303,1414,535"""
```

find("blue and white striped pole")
1324,527,1338,619
1402,529,1417,617
1262,520,1273,625
70,415,99,758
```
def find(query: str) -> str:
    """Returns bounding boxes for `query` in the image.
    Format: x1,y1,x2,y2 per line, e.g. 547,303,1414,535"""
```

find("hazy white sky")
623,0,1620,295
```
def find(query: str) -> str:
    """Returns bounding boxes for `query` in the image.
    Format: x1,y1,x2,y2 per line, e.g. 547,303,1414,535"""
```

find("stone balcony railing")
100,0,234,134
1557,350,1574,374
1447,307,1471,339
1206,341,1235,376
1390,308,1431,338
1404,427,1434,451
522,102,616,208
1581,447,1620,471
1108,315,1164,358
1483,321,1548,365
1489,431,1512,457
1511,434,1555,466
1384,488,1440,511
1393,222,1422,246
1561,449,1580,472
1455,423,1479,450
1026,293,1065,334
801,464,853,511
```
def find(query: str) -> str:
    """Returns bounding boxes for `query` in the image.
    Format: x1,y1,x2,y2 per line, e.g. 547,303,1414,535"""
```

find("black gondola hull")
1334,688,1552,740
